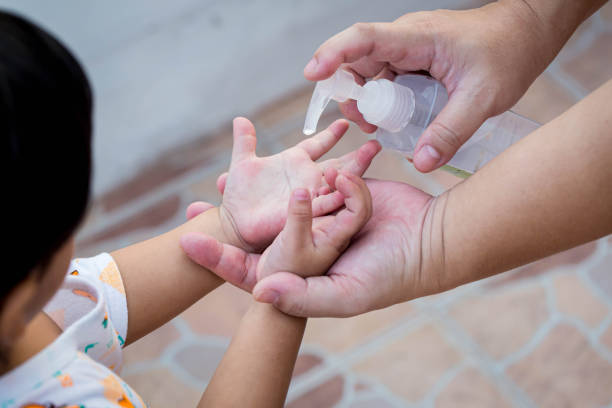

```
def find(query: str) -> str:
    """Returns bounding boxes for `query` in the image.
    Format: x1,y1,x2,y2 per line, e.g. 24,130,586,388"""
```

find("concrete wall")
0,0,483,195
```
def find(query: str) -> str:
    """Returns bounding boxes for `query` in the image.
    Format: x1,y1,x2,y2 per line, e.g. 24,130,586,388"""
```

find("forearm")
504,0,607,49
199,302,306,408
434,79,612,290
112,207,233,344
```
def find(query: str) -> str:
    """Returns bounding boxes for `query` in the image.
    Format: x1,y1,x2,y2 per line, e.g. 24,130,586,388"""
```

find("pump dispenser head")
303,69,418,136
303,69,366,135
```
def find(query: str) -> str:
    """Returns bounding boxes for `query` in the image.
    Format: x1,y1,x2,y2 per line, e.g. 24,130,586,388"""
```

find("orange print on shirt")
99,261,125,295
72,289,97,303
102,374,135,408
57,373,73,387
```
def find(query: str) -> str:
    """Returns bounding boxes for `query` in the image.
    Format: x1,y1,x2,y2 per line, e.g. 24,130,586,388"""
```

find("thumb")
412,90,489,173
253,272,364,318
283,188,314,250
180,232,259,292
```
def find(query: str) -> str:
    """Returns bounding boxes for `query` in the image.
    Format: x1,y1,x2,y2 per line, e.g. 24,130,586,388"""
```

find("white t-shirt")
0,253,147,407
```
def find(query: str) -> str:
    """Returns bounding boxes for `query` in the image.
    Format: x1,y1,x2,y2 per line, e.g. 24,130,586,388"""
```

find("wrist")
501,0,596,54
417,193,452,297
216,205,252,250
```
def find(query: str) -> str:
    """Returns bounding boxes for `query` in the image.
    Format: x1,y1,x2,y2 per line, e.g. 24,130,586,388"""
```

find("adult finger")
216,172,228,195
180,232,259,292
253,272,366,317
283,189,314,251
297,119,349,161
304,21,433,81
185,201,215,220
231,117,257,164
412,89,490,172
339,100,377,133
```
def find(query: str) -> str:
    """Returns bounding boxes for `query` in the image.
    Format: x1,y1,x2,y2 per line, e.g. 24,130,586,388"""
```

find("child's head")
1,11,92,348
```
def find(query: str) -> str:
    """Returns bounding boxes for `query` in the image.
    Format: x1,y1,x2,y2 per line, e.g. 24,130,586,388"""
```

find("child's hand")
257,172,372,280
218,117,380,251
181,172,372,290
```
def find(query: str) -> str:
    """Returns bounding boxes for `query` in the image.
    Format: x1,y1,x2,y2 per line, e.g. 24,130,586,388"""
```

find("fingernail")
304,57,318,75
293,188,309,201
255,289,280,304
414,145,441,170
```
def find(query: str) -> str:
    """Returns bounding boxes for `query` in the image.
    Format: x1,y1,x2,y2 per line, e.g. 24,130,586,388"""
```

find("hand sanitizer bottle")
303,69,540,177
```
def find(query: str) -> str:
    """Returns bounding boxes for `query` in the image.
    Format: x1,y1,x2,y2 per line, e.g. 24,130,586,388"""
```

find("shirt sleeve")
45,253,129,347
69,253,128,346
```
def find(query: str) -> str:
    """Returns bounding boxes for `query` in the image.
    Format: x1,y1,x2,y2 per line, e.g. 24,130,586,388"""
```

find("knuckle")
291,206,312,220
427,121,465,152
351,22,375,38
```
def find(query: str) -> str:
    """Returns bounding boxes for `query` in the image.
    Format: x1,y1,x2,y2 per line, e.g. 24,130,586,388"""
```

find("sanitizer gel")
303,69,540,177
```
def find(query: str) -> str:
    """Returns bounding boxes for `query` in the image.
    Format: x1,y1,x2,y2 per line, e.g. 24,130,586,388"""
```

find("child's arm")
109,118,380,344
200,302,306,408
111,207,231,344
197,174,372,407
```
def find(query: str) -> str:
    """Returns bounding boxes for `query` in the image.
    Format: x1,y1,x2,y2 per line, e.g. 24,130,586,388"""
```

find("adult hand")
304,1,562,172
182,178,447,317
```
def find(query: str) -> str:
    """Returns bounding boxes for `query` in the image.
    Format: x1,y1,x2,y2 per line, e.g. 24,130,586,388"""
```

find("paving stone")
599,2,612,23
588,252,612,300
348,396,397,408
304,302,414,352
292,353,324,378
487,241,597,288
600,323,612,353
512,72,577,124
507,324,612,408
122,366,201,407
187,171,224,206
561,32,612,92
558,18,595,58
252,85,313,130
181,283,251,337
174,342,228,383
287,375,344,408
352,324,462,403
450,285,549,360
76,194,182,251
553,273,608,328
435,367,512,408
98,125,233,213
123,321,180,365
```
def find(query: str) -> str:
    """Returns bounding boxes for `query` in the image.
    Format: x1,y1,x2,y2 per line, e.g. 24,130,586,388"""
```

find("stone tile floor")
75,7,612,407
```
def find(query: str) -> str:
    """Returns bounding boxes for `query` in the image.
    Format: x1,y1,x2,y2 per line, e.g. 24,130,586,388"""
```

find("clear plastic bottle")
303,70,540,177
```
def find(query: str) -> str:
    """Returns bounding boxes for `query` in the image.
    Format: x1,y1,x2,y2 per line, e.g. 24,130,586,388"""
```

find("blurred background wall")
0,0,485,196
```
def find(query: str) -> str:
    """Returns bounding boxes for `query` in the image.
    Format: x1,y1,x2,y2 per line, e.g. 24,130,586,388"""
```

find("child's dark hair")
1,11,92,300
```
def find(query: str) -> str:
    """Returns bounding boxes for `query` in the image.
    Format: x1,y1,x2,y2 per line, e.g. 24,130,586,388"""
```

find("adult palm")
183,178,440,317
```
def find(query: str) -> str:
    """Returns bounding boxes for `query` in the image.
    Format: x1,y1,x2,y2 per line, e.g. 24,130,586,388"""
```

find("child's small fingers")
284,189,314,249
298,119,349,161
336,172,372,220
338,140,381,176
324,167,339,191
216,172,228,195
318,185,331,196
315,174,371,248
185,201,215,220
231,117,257,164
312,190,344,217
180,232,259,292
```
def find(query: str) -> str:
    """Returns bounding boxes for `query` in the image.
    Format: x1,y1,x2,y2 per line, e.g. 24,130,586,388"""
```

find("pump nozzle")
303,69,365,135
